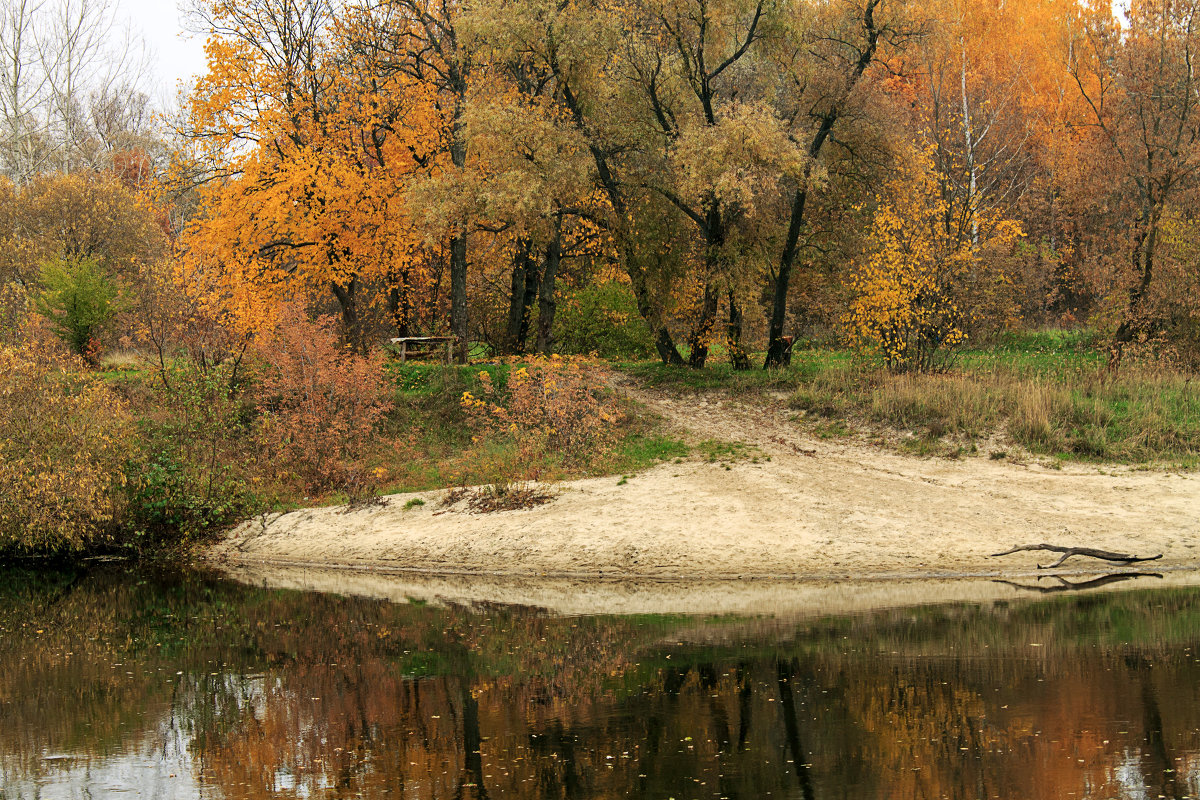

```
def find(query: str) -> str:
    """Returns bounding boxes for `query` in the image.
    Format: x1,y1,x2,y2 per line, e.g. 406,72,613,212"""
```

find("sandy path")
208,384,1200,580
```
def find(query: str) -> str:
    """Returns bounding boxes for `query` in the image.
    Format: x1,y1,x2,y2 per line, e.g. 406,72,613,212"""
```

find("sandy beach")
208,386,1200,583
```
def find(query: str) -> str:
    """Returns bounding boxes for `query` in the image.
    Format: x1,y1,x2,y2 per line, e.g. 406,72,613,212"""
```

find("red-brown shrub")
254,307,393,494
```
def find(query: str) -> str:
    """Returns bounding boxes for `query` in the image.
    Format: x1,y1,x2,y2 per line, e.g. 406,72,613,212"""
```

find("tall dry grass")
789,362,1200,463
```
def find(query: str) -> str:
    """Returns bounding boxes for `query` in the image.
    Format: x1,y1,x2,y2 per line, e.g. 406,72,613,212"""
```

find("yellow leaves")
463,359,619,464
0,343,133,553
671,101,809,214
845,150,1020,371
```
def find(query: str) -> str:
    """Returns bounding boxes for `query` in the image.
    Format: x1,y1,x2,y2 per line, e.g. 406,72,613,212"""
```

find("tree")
845,148,1021,370
363,0,475,361
0,0,152,181
764,0,896,367
1070,0,1200,363
178,0,446,349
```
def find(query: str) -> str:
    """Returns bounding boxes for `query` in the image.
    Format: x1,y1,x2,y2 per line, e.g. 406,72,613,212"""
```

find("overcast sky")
114,0,208,107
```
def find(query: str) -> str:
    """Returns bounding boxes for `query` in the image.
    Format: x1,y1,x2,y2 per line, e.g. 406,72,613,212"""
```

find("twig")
990,543,1164,569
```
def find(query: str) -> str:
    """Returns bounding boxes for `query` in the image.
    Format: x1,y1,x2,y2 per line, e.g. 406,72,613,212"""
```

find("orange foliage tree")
176,0,448,348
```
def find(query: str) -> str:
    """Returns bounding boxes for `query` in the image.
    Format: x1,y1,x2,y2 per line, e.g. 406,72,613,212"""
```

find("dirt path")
208,384,1200,581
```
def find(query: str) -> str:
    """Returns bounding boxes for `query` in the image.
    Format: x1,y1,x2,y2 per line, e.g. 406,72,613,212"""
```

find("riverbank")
208,388,1200,581
213,561,1200,617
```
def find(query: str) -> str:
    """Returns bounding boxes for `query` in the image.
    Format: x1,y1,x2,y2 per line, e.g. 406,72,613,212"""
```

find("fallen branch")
990,543,1164,569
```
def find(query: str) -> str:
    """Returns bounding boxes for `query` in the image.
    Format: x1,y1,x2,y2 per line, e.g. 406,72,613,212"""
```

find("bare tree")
1070,0,1200,364
0,0,153,181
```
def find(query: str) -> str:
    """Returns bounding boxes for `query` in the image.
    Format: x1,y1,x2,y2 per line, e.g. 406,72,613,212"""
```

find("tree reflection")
3,566,1200,799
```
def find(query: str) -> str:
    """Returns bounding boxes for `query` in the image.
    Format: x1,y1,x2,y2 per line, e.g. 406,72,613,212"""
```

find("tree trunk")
764,0,881,368
449,93,469,363
1110,206,1160,367
535,216,563,354
687,281,719,368
387,264,411,337
503,238,539,354
765,182,809,367
687,210,725,369
330,279,362,352
727,289,750,370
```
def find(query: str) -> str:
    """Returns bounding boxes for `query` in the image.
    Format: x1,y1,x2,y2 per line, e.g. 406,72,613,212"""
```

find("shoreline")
209,551,1200,584
209,559,1200,618
207,390,1200,591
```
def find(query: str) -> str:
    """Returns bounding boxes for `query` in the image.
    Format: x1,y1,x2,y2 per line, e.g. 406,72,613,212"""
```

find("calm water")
3,567,1200,799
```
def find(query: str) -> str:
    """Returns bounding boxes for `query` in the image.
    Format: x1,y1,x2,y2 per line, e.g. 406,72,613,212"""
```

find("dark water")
3,568,1200,799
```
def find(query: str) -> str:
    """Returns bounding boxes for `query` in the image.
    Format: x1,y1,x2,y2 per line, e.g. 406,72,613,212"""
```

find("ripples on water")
2,566,1200,799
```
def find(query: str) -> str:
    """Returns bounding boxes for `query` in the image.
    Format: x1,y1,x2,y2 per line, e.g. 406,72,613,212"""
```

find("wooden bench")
387,336,455,363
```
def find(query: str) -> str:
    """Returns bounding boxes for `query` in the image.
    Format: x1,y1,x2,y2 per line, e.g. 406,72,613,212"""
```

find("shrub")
124,358,254,540
844,152,1021,372
255,307,393,494
0,344,132,554
553,281,655,360
33,255,122,360
462,357,619,465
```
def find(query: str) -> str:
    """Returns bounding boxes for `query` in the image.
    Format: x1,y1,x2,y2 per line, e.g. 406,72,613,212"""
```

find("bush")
0,344,132,554
124,358,254,540
462,357,619,466
34,255,122,360
844,152,1021,372
553,281,655,360
255,307,393,494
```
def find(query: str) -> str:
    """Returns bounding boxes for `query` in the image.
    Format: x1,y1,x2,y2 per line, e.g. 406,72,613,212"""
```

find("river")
2,564,1199,799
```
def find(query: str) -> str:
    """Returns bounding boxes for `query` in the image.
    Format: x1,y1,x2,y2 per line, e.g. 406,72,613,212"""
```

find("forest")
4,0,1200,557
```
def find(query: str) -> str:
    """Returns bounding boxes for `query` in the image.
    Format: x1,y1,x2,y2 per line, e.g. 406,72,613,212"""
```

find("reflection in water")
2,566,1200,799
995,572,1166,594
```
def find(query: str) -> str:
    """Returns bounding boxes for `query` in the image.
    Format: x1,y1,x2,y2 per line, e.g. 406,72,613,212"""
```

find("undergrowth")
370,362,690,498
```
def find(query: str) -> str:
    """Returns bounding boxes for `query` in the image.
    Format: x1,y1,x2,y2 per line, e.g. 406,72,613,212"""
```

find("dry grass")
628,335,1200,465
788,364,1200,464
439,482,556,513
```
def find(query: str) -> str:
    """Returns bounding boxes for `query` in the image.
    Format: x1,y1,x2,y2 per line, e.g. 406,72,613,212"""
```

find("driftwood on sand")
990,543,1164,569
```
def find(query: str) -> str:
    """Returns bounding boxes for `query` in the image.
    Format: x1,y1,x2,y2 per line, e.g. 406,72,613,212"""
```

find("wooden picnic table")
388,336,456,363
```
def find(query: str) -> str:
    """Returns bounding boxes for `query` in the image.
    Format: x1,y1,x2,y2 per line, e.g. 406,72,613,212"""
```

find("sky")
114,0,208,107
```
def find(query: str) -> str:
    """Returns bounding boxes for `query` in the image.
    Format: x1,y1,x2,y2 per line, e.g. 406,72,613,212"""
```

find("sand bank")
208,388,1200,585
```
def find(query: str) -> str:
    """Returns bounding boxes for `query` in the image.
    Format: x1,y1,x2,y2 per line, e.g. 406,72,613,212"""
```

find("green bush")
34,255,122,358
124,359,256,541
553,281,654,360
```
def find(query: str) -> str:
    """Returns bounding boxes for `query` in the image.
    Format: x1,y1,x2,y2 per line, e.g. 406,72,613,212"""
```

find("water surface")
3,566,1200,799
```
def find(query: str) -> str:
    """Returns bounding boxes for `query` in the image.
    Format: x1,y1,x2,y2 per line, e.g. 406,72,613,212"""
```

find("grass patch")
367,363,691,498
696,439,759,463
620,331,1200,466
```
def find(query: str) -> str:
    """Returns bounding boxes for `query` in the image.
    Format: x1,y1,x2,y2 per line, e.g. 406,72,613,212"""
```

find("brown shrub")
254,306,393,495
462,358,619,466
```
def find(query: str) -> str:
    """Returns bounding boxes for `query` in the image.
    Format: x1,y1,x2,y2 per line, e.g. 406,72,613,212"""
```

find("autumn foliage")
0,343,132,553
254,307,394,494
463,359,620,465
846,154,1023,370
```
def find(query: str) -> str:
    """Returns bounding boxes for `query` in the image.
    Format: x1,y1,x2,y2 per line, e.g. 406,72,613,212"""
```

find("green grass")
695,439,760,463
370,363,691,497
622,330,1200,466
